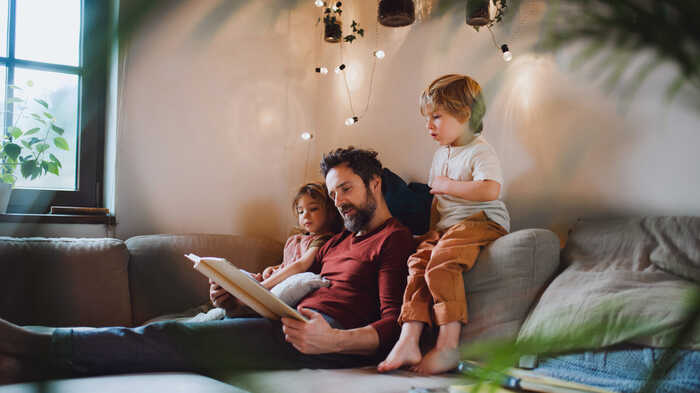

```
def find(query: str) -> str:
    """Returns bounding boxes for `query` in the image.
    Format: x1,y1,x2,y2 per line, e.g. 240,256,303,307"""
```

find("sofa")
2,216,698,393
0,226,560,393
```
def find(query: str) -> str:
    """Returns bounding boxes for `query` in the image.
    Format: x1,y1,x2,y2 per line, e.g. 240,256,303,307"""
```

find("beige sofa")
0,229,560,393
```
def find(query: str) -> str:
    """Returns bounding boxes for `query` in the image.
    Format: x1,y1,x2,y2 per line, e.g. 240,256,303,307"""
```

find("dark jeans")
51,314,376,377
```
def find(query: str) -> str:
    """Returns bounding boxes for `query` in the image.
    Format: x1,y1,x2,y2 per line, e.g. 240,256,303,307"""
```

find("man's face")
325,164,377,233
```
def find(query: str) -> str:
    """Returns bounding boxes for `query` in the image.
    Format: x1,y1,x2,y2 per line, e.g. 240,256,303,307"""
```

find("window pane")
12,68,78,190
15,0,80,66
0,66,5,127
0,0,7,58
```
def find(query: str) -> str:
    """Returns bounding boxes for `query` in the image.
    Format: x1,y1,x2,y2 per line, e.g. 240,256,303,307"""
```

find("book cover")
184,253,308,322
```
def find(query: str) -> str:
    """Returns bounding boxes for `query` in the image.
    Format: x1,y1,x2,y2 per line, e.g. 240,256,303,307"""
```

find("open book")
184,253,308,322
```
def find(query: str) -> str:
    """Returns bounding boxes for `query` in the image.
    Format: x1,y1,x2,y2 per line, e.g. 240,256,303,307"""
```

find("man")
0,147,415,383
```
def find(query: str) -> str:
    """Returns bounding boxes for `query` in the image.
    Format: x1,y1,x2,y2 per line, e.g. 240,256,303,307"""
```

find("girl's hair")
292,182,344,234
419,74,486,135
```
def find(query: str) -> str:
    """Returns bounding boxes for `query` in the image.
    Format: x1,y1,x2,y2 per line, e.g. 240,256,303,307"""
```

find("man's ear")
371,174,382,194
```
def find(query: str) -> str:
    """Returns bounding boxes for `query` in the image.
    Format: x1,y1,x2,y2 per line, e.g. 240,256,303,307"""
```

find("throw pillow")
460,229,561,344
517,217,700,352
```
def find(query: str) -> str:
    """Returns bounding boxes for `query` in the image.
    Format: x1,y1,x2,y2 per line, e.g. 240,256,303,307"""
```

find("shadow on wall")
233,198,284,240
489,55,638,240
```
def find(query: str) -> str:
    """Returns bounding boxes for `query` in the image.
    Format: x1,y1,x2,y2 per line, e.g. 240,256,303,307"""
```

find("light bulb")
501,44,513,62
315,66,328,74
314,0,324,7
374,50,385,59
334,63,346,74
345,116,358,126
301,132,313,140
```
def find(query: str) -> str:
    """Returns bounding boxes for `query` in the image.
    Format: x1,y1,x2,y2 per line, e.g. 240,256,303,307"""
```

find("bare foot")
377,321,424,373
410,321,461,375
410,346,460,375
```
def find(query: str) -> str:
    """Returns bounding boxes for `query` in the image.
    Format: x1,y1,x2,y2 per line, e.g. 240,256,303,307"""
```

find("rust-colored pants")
398,211,507,326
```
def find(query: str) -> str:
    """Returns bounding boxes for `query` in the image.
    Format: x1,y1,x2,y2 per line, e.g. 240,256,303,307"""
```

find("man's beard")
340,192,377,233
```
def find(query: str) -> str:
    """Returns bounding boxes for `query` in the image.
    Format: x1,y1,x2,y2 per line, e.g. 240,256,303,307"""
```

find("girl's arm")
430,177,501,202
260,246,320,289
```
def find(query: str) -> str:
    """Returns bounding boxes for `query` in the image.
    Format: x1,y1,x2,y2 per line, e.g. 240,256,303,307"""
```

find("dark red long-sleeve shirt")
297,218,415,356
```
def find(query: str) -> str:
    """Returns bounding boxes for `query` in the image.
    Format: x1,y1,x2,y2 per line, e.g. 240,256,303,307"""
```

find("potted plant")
0,81,71,213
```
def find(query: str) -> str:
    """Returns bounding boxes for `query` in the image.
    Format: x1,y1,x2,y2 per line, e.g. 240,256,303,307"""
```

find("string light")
373,50,385,59
344,116,358,126
314,0,325,7
315,66,328,74
301,131,313,140
334,63,346,73
501,44,513,62
331,1,340,12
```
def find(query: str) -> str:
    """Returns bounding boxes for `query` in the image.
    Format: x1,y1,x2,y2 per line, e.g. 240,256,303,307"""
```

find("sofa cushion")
0,237,131,327
460,228,560,344
126,234,283,325
517,216,700,352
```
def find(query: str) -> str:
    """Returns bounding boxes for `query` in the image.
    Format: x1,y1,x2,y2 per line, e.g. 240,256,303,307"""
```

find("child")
378,74,510,374
209,182,343,312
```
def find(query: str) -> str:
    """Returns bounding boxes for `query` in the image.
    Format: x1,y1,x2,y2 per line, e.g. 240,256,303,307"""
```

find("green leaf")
28,137,41,146
31,113,47,124
49,153,62,168
3,143,20,161
36,143,50,154
7,97,23,104
43,112,54,119
1,174,15,185
24,127,41,136
34,98,49,109
21,141,32,150
8,126,22,139
50,124,65,135
54,137,70,151
41,161,49,174
20,159,37,179
47,162,59,176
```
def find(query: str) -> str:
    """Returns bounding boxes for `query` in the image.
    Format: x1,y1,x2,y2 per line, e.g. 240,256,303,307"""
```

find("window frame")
1,0,108,213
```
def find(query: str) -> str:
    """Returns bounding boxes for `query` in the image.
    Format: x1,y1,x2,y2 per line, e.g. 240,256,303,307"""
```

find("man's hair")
419,74,486,135
320,147,384,191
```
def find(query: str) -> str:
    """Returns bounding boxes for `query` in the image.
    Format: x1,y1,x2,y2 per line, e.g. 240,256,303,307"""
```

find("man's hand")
429,176,451,195
281,308,339,354
208,279,239,311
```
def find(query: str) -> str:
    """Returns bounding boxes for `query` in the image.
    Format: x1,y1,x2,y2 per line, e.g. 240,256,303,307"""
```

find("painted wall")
3,0,698,241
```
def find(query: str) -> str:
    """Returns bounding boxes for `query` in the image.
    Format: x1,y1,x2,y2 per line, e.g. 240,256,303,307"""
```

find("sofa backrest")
125,234,283,325
0,237,132,327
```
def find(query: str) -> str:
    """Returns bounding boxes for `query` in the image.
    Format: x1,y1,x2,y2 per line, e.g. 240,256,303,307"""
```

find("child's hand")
262,266,275,279
429,176,451,195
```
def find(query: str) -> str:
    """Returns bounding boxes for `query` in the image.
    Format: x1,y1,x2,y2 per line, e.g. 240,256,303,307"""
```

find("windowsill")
0,213,116,225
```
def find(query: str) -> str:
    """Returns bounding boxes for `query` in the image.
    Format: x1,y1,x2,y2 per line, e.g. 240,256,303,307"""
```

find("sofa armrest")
126,234,283,325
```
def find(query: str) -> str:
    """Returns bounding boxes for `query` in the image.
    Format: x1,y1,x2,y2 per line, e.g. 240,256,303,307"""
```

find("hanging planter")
466,0,490,27
378,0,415,27
324,18,342,42
466,0,508,30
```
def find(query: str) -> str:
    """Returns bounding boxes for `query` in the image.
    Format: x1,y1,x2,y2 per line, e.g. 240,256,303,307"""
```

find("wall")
4,0,698,241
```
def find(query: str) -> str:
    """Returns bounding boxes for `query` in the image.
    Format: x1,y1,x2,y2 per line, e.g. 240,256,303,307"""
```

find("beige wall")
3,0,698,241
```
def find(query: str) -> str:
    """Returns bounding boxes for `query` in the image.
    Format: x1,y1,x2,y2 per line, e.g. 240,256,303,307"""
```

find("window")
1,0,108,213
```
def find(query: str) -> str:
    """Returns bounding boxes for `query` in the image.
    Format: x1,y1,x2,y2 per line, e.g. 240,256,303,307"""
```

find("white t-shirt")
429,136,510,232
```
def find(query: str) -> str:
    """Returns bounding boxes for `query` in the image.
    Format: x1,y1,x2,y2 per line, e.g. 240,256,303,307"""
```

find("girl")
210,182,343,311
